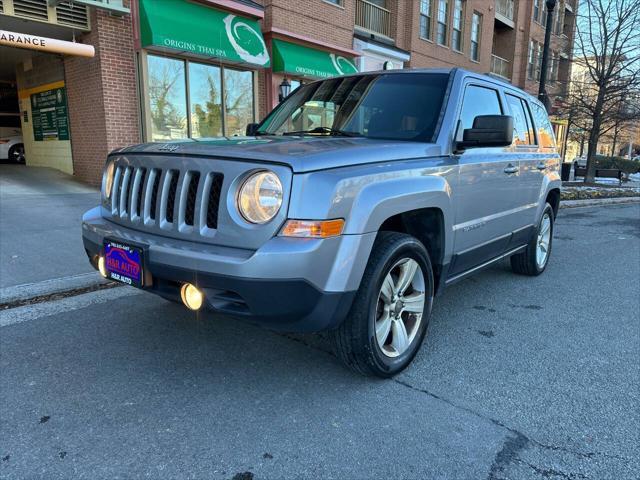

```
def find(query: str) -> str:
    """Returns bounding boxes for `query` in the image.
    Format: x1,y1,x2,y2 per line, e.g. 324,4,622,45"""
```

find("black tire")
8,144,25,164
510,203,554,276
330,232,434,378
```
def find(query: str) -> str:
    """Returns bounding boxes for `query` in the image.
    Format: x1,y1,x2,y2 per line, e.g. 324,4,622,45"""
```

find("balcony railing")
495,0,515,20
491,54,512,80
355,0,392,38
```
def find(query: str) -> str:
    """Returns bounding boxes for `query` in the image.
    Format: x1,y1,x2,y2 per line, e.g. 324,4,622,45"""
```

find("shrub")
594,155,640,174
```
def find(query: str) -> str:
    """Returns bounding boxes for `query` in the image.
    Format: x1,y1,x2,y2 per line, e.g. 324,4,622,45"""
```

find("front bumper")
82,207,376,332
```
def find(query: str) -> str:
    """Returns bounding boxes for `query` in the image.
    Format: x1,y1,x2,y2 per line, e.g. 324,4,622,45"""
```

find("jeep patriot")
82,68,561,377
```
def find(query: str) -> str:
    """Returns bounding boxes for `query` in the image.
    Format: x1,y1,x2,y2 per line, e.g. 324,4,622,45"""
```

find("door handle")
504,164,518,174
536,163,547,171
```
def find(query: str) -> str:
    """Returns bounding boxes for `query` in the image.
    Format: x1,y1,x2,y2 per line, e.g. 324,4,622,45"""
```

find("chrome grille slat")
110,166,123,215
119,167,132,218
130,167,146,221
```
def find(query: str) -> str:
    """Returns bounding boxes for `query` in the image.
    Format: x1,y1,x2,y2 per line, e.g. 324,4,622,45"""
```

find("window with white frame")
452,0,464,52
470,12,481,61
536,42,543,80
527,40,536,79
420,0,432,39
436,0,448,45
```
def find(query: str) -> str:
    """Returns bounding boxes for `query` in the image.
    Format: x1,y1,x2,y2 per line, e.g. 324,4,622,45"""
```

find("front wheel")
330,232,434,377
8,144,25,164
511,203,554,276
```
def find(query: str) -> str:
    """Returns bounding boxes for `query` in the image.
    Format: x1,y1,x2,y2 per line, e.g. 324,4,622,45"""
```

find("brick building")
0,0,577,185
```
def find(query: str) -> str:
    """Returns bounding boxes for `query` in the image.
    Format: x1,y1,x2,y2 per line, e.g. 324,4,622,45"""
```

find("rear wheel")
511,203,554,276
8,144,25,164
330,232,434,377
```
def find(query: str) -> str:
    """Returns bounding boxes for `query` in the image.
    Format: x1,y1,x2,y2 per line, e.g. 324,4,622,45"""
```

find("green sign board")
31,87,69,142
139,0,269,67
271,39,358,79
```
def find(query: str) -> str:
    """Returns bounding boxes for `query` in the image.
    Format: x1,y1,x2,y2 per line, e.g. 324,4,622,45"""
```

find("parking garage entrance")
0,15,94,173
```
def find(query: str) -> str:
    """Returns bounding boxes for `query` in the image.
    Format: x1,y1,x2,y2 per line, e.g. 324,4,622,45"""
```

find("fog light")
98,256,108,278
181,283,204,311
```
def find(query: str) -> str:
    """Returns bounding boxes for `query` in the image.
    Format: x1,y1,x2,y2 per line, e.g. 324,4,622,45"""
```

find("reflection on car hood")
114,136,444,173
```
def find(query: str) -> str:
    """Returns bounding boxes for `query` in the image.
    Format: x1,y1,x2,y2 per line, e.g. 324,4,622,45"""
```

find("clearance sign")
0,30,95,57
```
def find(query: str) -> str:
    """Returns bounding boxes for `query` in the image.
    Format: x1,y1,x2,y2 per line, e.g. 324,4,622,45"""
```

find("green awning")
139,0,269,67
271,39,358,78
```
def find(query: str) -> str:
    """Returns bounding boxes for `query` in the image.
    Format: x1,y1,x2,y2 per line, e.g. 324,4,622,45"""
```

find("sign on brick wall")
31,87,69,142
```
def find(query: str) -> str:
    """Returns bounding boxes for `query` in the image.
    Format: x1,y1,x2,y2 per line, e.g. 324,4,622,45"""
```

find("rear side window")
505,94,533,145
459,85,502,130
530,102,556,148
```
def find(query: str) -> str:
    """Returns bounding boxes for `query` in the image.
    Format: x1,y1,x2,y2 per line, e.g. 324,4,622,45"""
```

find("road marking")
0,287,143,328
0,272,110,304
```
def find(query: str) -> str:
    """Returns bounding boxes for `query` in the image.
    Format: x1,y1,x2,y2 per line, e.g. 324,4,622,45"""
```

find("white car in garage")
0,114,25,164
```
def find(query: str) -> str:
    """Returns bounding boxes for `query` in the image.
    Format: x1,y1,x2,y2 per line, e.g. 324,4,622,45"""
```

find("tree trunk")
611,125,619,158
585,88,607,183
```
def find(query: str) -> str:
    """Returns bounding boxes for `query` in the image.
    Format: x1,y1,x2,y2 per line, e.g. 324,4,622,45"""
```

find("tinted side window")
459,85,502,130
505,94,532,145
521,99,536,144
530,102,556,148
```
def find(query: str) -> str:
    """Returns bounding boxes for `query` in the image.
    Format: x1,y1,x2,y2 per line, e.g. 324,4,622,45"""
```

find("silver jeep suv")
82,68,561,377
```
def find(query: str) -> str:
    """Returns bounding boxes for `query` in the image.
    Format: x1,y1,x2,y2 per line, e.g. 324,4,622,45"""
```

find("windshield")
258,73,450,142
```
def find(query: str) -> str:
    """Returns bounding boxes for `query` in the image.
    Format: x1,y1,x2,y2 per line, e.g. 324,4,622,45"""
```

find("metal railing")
355,0,392,38
491,54,512,80
495,0,514,21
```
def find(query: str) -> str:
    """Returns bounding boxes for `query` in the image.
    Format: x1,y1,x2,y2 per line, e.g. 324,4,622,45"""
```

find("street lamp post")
538,0,557,111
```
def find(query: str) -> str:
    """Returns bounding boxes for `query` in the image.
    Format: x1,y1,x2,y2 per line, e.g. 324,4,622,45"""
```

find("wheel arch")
378,207,447,294
546,188,560,218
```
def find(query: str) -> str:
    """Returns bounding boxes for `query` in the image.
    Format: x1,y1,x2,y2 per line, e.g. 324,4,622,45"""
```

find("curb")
560,197,640,209
0,272,111,305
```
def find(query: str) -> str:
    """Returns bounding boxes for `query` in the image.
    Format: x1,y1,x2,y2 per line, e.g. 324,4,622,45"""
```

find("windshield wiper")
282,126,361,137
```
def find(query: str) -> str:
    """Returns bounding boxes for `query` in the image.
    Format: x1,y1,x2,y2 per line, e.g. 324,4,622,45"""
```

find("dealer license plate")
104,240,144,287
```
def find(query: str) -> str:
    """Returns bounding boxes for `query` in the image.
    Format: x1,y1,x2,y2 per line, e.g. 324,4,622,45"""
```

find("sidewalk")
0,165,100,290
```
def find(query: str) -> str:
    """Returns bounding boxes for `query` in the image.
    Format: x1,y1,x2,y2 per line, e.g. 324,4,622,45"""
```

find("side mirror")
456,115,513,150
245,123,259,136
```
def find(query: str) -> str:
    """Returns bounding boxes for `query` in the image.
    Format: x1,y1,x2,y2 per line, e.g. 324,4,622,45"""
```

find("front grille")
109,163,224,233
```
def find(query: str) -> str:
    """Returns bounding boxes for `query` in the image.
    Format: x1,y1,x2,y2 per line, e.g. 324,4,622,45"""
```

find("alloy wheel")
536,212,551,268
375,258,426,358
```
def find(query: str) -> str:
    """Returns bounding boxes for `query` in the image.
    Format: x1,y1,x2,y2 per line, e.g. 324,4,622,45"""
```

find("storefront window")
223,69,254,137
148,55,187,141
189,63,223,138
146,54,255,141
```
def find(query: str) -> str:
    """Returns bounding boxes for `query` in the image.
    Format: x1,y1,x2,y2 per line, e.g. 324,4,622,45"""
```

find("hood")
113,136,444,173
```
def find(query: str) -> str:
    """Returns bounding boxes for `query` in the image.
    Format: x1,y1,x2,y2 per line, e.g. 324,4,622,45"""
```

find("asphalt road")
1,203,638,479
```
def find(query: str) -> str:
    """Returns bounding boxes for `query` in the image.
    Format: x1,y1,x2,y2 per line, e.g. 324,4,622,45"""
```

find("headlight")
102,161,115,199
237,171,283,224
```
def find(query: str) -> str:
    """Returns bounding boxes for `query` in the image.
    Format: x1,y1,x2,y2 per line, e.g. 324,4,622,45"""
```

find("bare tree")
572,0,640,181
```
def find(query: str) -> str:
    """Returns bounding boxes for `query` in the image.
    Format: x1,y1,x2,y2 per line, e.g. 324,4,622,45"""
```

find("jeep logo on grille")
157,144,180,152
